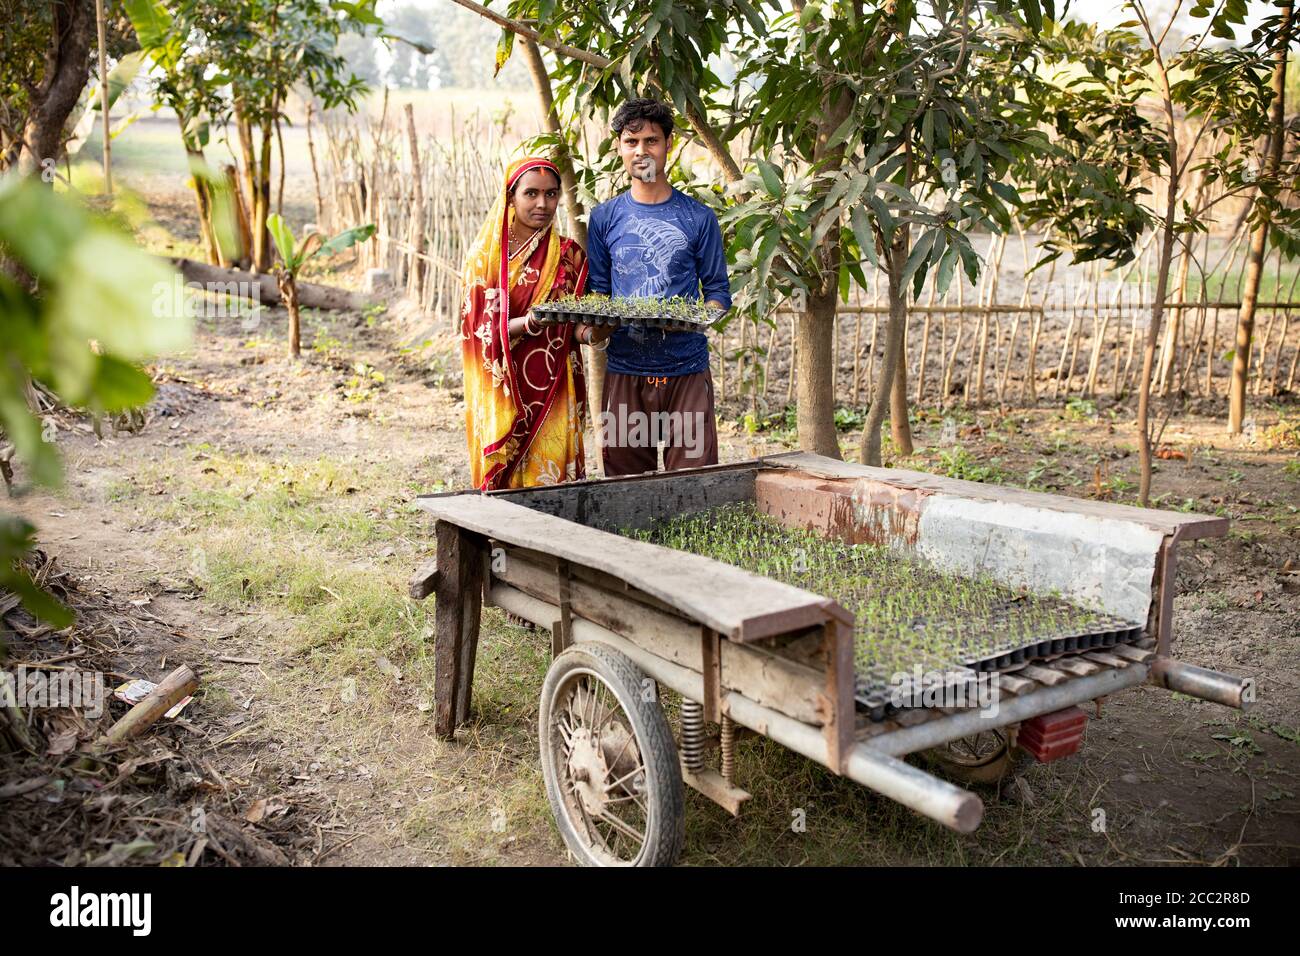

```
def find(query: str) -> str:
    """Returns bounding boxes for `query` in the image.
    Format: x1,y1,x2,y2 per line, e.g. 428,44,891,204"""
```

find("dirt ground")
2,185,1298,867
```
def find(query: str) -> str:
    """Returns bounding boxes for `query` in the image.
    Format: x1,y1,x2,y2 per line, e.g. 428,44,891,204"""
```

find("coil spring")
720,714,735,782
680,699,705,773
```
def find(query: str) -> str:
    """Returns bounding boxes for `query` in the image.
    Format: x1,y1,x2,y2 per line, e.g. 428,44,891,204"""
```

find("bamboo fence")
314,108,1300,412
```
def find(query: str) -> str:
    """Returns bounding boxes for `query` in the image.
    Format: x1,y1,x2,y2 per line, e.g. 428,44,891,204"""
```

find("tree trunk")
254,118,274,271
176,257,374,311
1138,170,1179,505
18,0,96,176
226,163,253,268
860,231,909,466
797,286,842,458
234,101,260,270
94,0,111,194
1229,0,1292,434
890,322,913,455
305,103,326,230
278,272,301,359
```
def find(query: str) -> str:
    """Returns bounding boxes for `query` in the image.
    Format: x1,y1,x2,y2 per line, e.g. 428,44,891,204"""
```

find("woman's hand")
507,311,540,345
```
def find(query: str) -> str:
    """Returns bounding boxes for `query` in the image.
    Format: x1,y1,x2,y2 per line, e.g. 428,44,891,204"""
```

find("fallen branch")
168,258,376,313
99,665,199,748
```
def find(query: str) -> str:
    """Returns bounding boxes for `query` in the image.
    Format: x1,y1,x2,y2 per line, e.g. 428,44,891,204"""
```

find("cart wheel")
926,728,1026,786
538,643,685,866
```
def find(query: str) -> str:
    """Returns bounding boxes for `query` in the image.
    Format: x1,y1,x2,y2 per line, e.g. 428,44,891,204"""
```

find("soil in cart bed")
629,504,1143,719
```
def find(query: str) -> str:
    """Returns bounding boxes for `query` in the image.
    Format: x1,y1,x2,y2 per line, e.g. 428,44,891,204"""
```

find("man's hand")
577,322,613,345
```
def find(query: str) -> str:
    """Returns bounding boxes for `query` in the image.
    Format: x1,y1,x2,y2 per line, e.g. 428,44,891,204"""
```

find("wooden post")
822,619,854,775
94,0,111,196
553,559,573,659
434,521,485,737
404,103,426,301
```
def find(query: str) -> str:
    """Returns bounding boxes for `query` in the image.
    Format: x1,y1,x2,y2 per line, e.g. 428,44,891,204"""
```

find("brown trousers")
599,371,720,476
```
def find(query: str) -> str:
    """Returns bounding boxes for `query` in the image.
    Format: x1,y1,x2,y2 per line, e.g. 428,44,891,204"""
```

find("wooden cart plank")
420,493,852,642
1019,664,1069,686
495,548,831,725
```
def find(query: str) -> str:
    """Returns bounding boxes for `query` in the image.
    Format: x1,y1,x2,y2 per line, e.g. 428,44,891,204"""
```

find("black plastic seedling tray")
531,300,726,333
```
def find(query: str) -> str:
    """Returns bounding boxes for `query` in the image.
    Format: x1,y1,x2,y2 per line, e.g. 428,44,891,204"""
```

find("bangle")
524,313,538,335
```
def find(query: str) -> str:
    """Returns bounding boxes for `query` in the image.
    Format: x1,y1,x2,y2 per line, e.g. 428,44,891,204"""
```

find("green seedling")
267,215,376,359
629,504,1131,699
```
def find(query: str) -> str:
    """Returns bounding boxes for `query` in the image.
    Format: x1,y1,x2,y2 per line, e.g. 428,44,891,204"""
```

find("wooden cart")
412,452,1251,866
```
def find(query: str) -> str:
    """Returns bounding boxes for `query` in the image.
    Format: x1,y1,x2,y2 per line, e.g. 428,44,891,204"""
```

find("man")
586,97,731,476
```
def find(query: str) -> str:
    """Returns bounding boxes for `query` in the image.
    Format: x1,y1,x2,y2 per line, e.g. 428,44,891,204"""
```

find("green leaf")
123,0,171,50
1021,0,1043,32
850,204,880,270
311,224,377,262
267,213,297,268
902,229,937,292
89,355,155,412
935,244,957,296
757,160,784,198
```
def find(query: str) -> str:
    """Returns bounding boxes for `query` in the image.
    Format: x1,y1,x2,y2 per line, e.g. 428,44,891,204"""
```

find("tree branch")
447,0,744,185
446,0,611,68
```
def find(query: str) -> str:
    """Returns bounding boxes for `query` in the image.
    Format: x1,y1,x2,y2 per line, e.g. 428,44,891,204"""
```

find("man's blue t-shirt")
586,188,732,377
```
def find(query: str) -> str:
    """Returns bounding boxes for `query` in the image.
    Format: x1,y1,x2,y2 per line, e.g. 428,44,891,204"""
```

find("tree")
267,215,375,358
148,0,372,271
1229,0,1297,434
126,0,241,266
1019,1,1298,504
1,1,96,174
463,0,1052,464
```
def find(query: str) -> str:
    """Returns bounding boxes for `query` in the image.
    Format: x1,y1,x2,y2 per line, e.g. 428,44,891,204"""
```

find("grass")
933,446,1009,484
102,444,568,863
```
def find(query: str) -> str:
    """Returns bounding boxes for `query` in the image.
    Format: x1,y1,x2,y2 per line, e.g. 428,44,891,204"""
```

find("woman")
460,156,609,490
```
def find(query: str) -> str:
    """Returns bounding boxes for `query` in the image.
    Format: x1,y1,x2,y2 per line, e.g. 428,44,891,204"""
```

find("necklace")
507,222,542,261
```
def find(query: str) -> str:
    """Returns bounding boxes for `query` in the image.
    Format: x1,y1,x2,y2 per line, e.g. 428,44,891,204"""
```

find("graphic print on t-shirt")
611,216,689,297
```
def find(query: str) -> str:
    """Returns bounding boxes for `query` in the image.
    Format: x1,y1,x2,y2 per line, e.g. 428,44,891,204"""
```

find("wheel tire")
925,728,1029,787
539,642,685,867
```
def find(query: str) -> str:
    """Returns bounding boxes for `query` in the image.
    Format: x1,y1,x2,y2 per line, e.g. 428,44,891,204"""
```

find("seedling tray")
630,503,1146,721
531,298,725,333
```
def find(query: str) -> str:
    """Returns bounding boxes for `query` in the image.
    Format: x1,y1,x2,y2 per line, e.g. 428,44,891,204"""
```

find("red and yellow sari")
461,157,589,490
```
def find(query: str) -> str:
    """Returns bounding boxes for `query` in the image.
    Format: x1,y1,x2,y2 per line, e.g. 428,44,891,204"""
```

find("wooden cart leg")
434,521,484,739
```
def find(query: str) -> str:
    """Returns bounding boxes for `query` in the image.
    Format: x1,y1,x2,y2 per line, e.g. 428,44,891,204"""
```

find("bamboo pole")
94,0,111,196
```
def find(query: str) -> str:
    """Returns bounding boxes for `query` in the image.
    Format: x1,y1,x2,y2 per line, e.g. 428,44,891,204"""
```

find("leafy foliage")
0,175,191,621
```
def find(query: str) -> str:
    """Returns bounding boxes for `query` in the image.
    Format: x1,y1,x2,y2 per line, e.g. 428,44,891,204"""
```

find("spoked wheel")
927,728,1024,786
539,643,684,867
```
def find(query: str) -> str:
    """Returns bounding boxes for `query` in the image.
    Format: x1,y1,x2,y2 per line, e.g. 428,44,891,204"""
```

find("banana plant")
267,215,374,359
